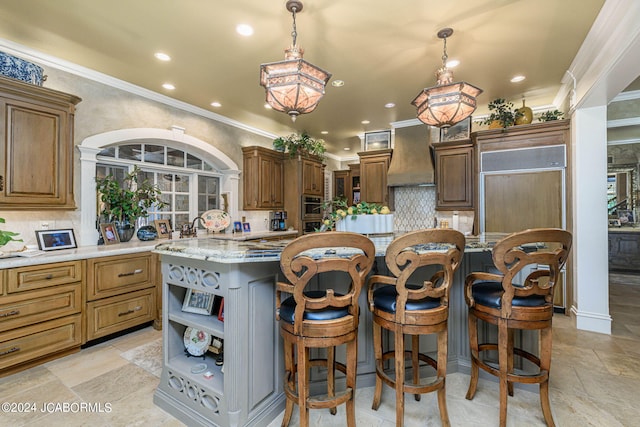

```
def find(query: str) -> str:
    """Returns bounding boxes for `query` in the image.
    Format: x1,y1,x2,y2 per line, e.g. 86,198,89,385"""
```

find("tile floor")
1,274,639,426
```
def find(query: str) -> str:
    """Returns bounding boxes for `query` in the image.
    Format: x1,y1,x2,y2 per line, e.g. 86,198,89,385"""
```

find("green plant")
538,109,564,122
95,166,166,224
0,217,22,247
273,132,326,159
481,98,523,128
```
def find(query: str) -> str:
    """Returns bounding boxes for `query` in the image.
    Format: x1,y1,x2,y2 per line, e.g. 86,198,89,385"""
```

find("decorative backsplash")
393,186,437,232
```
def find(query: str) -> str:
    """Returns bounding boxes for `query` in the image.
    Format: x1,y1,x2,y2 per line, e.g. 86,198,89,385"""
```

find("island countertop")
153,232,510,263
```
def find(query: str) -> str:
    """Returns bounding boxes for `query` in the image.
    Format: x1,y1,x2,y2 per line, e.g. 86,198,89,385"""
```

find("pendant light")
412,28,482,128
259,0,331,122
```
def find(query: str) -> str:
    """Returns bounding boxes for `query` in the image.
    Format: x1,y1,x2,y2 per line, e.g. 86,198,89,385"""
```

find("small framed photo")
154,219,172,239
439,117,471,142
364,130,391,151
182,289,215,315
99,223,119,245
35,229,78,251
617,209,634,224
233,221,242,233
242,222,251,233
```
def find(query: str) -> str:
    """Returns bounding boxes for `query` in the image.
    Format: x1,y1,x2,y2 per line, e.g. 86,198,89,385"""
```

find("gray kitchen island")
152,234,509,427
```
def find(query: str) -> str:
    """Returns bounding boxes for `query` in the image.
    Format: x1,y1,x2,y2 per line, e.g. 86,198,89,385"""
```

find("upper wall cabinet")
358,149,393,208
434,139,475,210
0,76,81,209
242,146,284,210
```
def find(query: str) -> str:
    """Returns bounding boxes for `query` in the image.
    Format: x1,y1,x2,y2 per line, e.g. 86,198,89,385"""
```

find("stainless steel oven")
302,195,323,218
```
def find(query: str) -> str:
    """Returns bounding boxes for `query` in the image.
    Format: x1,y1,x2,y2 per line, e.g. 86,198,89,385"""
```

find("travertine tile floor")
1,274,639,426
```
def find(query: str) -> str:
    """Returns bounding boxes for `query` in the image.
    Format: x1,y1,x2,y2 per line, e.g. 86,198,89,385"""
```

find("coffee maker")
269,211,287,231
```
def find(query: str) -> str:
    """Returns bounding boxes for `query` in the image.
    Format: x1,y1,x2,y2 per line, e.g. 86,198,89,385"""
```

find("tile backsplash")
393,186,437,231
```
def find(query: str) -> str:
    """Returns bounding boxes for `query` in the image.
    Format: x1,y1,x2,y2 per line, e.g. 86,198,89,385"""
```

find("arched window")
78,127,240,246
96,143,221,228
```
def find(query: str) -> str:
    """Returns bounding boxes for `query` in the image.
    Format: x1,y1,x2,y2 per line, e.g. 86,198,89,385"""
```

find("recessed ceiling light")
321,131,328,135
361,120,370,124
210,102,222,107
236,24,254,36
511,75,526,83
154,52,171,61
384,102,396,108
446,59,459,68
264,103,272,109
332,80,345,87
344,147,351,151
162,83,175,90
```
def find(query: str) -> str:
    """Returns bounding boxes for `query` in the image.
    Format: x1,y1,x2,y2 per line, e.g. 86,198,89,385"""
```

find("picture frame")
182,289,215,315
35,229,78,251
233,221,242,233
99,223,119,245
439,117,471,142
364,130,391,151
154,219,172,239
242,222,251,233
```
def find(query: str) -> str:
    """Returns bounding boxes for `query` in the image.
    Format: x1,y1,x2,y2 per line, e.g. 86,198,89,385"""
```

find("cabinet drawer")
87,253,152,300
7,261,82,293
86,288,155,341
0,283,81,333
0,314,81,371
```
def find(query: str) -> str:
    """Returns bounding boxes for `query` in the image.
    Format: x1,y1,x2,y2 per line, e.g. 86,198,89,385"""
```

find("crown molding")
0,38,279,141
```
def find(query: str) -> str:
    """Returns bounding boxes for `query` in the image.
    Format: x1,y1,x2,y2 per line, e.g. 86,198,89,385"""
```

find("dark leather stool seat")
465,228,572,427
276,232,375,427
367,229,465,427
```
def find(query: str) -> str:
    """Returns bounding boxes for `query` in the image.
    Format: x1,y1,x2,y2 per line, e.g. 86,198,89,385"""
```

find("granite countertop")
154,232,510,264
609,227,640,233
0,230,299,269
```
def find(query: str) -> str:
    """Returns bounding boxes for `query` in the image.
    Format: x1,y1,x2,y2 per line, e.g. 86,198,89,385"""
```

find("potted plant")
95,166,165,242
321,197,392,233
538,109,564,122
481,98,523,129
0,217,22,249
273,132,326,160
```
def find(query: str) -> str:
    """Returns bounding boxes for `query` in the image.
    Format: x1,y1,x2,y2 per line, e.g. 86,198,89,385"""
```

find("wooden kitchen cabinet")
434,139,475,209
85,252,157,341
303,158,324,196
242,146,284,210
0,261,83,376
358,149,393,208
0,75,81,209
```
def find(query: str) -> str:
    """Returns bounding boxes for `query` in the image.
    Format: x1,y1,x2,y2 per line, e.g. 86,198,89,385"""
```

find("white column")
570,106,611,334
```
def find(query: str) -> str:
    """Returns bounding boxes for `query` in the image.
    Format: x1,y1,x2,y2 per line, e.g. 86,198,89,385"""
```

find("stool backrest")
491,228,572,317
382,229,465,317
278,232,376,333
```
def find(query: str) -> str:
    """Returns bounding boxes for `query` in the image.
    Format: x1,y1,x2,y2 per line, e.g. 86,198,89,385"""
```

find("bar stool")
464,228,572,427
367,229,465,426
276,231,376,427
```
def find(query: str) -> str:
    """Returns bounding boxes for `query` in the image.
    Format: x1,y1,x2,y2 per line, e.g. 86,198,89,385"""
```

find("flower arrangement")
321,197,391,231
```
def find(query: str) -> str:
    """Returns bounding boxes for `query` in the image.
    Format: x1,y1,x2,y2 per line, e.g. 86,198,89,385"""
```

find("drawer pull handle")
0,347,19,357
45,274,54,280
118,306,142,317
118,269,143,277
0,310,20,318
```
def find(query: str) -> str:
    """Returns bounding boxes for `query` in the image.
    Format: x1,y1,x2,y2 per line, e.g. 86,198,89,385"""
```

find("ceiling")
0,0,610,156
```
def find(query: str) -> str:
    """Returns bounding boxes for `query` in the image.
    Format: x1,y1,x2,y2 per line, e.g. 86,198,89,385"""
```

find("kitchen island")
152,233,511,427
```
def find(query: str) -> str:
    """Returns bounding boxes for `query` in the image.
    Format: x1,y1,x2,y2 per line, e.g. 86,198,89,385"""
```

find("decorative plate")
200,209,231,232
183,327,211,357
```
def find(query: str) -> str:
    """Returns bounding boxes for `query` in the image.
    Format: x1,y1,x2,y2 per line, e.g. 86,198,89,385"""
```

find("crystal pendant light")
259,0,331,122
412,28,482,128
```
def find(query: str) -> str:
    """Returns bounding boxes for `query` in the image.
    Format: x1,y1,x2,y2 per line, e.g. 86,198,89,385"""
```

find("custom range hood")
387,124,435,186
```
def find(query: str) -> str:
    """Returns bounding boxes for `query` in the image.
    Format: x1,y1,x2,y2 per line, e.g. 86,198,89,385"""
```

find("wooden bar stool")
464,228,572,427
367,229,465,426
276,232,376,427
